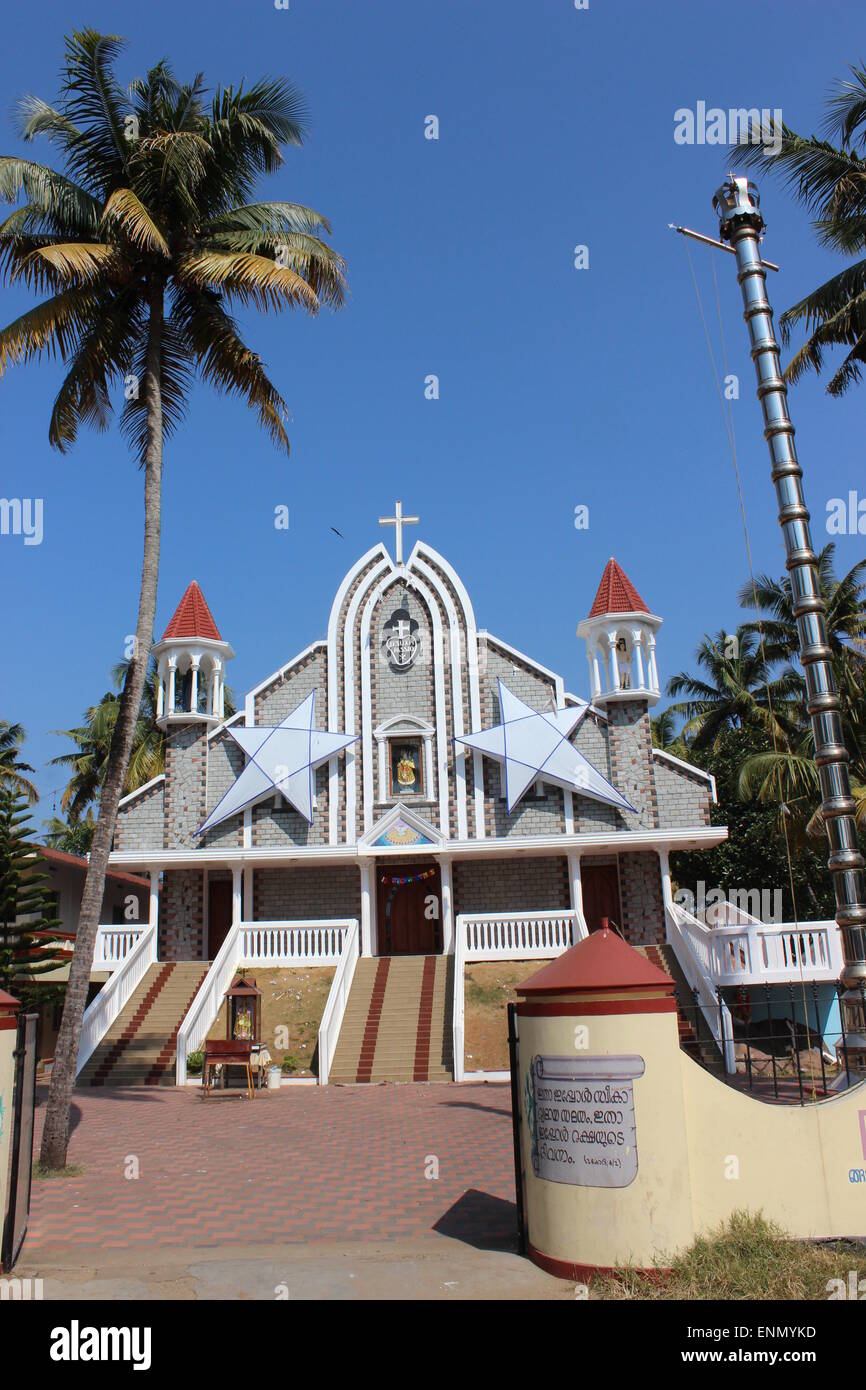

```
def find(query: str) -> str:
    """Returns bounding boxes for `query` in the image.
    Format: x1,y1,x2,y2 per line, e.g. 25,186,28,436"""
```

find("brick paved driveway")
29,1083,517,1253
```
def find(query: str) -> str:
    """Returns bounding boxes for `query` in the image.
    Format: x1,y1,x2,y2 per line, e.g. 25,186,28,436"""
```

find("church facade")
109,510,724,962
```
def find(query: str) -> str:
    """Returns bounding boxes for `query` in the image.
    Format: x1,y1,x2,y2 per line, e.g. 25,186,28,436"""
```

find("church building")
110,506,722,967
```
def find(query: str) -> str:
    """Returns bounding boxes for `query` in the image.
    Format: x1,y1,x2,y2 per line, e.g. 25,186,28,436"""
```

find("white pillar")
360,861,373,956
632,631,646,689
567,853,587,939
607,633,619,690
647,635,659,694
232,866,242,926
658,849,672,939
243,866,253,921
440,857,454,955
156,675,164,721
168,662,176,714
190,657,200,714
149,868,160,960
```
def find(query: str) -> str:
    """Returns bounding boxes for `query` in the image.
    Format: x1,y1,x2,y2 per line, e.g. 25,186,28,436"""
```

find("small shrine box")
224,973,262,1045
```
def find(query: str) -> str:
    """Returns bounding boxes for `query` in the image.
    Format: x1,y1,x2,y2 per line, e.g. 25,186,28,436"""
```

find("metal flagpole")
713,176,866,1071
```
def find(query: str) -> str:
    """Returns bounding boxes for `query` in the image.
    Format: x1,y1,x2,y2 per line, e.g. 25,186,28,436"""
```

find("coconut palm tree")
732,62,866,395
0,721,38,803
0,30,346,1167
666,627,801,752
737,544,866,667
739,657,866,839
649,710,692,761
42,809,96,856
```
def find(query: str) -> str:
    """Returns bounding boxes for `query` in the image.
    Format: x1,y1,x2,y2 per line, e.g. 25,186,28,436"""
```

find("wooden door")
581,864,621,934
377,864,442,955
208,880,233,961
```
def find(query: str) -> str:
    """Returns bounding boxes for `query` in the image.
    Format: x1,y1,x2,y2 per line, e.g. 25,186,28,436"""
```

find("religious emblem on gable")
374,815,433,848
383,608,420,671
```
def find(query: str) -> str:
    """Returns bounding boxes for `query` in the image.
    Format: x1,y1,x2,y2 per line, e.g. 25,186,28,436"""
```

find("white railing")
462,909,580,961
693,900,842,986
92,925,145,969
665,903,737,1073
76,923,158,1075
175,919,358,1085
240,920,350,967
453,909,583,1082
317,920,360,1086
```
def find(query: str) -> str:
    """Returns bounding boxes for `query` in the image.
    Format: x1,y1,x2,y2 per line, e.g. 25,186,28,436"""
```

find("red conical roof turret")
161,581,223,642
588,558,650,618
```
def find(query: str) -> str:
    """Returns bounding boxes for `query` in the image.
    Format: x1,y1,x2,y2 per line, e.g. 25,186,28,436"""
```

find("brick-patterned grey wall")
253,866,360,920
479,642,567,838
653,756,712,828
453,857,570,914
160,868,204,959
572,713,623,832
199,729,244,849
618,851,664,945
606,701,659,832
114,779,165,852
164,724,208,849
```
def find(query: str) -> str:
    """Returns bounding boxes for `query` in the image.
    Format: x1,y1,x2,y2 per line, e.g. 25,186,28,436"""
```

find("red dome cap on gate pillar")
516,928,676,1016
0,987,21,1031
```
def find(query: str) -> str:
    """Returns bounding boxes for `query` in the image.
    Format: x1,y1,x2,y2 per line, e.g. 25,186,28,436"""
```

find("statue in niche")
616,636,631,690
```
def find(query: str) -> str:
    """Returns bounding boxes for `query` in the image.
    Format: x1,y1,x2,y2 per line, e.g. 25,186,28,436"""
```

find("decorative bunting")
380,868,437,886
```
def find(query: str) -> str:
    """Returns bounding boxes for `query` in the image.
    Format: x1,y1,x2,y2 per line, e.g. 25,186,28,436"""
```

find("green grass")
32,1160,84,1181
465,976,507,1008
592,1211,865,1300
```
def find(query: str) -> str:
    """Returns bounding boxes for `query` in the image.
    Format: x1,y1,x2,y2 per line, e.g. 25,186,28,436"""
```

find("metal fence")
673,980,866,1106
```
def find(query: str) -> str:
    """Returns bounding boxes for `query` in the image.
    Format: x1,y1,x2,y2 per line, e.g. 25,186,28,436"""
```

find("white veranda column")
440,857,454,954
567,853,586,939
149,868,161,959
232,867,242,927
359,861,373,956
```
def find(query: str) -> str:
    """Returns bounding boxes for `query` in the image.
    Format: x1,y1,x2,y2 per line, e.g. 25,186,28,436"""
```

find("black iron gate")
1,1012,38,1271
507,1002,527,1254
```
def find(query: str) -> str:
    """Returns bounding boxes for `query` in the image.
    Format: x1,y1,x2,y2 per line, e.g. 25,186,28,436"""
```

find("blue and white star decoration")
454,680,636,816
196,691,358,836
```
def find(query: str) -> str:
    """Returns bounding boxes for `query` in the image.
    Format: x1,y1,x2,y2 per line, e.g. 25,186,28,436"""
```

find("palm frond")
100,187,169,256
176,249,319,312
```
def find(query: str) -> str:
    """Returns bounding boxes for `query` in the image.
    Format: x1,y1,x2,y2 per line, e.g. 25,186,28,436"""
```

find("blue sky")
1,0,864,812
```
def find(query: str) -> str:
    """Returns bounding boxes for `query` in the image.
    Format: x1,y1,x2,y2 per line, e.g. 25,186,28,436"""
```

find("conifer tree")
0,783,65,1008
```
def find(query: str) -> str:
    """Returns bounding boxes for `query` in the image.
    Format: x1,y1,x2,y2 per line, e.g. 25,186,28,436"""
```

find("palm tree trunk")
40,279,165,1169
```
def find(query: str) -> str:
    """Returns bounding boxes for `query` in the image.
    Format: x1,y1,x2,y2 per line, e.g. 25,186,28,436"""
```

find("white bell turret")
577,558,662,708
153,581,234,729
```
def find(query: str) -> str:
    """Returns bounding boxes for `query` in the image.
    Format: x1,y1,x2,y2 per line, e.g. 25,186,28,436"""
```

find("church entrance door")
376,862,442,955
208,879,233,961
581,863,621,934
